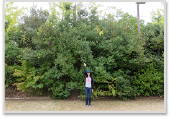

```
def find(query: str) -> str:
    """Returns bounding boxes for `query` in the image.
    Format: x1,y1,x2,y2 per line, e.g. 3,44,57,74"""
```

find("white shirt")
85,76,91,88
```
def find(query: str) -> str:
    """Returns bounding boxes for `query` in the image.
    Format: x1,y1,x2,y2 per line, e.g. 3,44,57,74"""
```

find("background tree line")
5,2,164,100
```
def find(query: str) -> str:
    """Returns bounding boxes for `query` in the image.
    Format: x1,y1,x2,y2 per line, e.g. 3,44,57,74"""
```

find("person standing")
83,63,94,107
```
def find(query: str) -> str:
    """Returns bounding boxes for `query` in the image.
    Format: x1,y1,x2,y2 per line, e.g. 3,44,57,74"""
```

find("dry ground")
5,97,164,112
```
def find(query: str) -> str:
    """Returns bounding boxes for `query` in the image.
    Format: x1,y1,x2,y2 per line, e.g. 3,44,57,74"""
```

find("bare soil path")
5,97,164,112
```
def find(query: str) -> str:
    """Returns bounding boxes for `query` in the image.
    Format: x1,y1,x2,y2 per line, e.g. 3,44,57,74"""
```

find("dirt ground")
5,85,164,112
5,97,164,112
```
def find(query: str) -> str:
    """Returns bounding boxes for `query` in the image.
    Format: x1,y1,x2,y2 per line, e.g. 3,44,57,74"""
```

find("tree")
5,2,24,87
19,5,49,49
151,3,164,25
5,2,164,100
151,9,164,24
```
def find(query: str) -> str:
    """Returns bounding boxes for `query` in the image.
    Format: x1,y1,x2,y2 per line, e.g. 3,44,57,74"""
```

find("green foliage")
115,76,139,101
13,60,39,92
5,2,25,34
151,8,164,25
142,23,164,57
5,63,21,87
133,63,164,97
5,36,22,66
5,30,23,88
5,2,164,100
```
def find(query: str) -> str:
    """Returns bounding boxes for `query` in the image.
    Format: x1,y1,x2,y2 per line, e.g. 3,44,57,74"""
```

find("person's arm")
83,63,86,78
91,77,94,92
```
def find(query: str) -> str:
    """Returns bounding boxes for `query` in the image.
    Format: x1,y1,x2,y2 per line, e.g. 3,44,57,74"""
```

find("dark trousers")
85,87,92,105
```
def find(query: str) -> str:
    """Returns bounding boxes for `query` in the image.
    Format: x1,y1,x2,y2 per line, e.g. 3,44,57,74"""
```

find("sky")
12,2,164,24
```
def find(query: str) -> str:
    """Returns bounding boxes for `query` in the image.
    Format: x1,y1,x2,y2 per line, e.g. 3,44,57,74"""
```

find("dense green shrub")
116,76,139,101
5,2,164,100
133,63,164,97
5,35,23,87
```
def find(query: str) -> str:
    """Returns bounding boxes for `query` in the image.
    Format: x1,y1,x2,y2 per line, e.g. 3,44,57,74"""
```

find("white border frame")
3,0,166,114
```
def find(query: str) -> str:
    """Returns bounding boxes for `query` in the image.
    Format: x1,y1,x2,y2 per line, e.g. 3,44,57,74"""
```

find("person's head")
86,70,91,76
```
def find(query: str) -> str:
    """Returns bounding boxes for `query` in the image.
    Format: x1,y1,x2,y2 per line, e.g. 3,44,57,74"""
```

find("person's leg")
88,88,92,106
85,87,88,106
